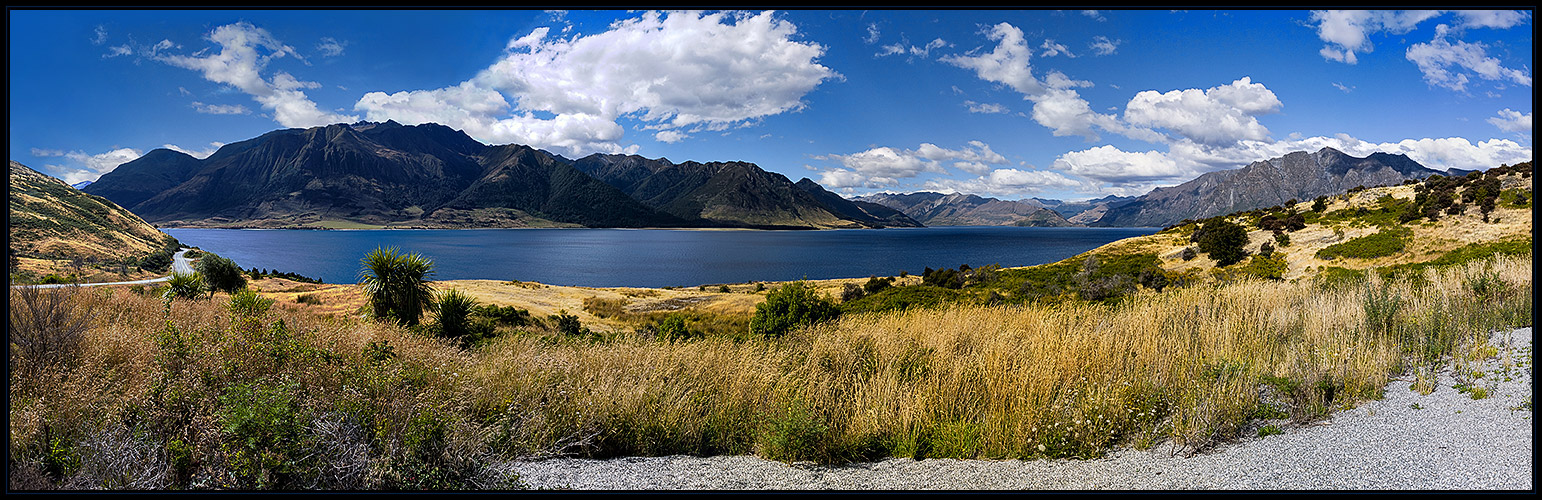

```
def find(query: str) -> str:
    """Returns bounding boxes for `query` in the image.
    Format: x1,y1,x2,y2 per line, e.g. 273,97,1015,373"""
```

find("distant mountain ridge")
851,192,1077,227
1090,147,1446,227
84,121,913,229
570,153,921,229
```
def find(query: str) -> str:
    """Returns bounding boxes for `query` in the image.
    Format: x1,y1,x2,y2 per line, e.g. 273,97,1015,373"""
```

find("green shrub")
217,379,312,489
1257,425,1283,437
1315,227,1409,260
718,285,731,293
229,288,275,318
840,285,969,315
861,275,894,294
552,311,591,337
432,289,480,343
473,304,532,327
1238,254,1288,280
1194,218,1249,267
163,271,208,301
758,399,830,463
652,313,695,341
295,294,323,305
196,254,247,294
751,282,839,338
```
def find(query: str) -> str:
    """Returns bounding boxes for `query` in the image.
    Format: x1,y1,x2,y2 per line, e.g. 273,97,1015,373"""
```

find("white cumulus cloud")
37,147,144,185
162,142,224,159
1454,10,1529,29
191,101,251,115
1311,10,1443,64
963,101,1009,114
155,22,357,128
1405,24,1532,91
356,11,837,157
1487,108,1532,133
815,141,1010,188
1123,77,1282,146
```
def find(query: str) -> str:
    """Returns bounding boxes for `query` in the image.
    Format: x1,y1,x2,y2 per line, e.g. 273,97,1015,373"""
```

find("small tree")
196,253,246,294
1196,218,1249,267
1311,196,1328,212
751,281,839,338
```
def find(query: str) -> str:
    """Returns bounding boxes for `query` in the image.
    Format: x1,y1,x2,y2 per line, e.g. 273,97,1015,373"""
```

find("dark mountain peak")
138,147,199,162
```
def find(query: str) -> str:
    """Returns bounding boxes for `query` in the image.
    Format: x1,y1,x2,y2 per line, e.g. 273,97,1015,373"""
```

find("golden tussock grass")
8,254,1532,489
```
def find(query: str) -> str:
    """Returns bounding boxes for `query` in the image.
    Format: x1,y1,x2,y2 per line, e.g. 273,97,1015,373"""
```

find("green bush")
432,289,481,343
840,285,969,315
861,276,894,294
1315,226,1409,260
552,311,591,337
1238,254,1288,280
473,304,532,327
196,254,247,294
652,313,695,341
163,271,208,301
757,399,830,463
1194,218,1249,267
751,282,839,338
217,379,312,489
229,289,275,318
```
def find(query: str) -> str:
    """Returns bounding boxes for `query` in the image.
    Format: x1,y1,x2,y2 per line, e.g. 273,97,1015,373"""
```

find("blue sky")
9,9,1533,201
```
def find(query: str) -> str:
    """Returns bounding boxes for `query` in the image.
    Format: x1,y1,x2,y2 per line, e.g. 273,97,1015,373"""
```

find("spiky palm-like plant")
358,247,436,326
433,288,479,340
164,271,208,301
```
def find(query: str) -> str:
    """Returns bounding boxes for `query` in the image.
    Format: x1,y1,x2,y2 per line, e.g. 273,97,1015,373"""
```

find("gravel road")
11,249,192,289
499,328,1533,490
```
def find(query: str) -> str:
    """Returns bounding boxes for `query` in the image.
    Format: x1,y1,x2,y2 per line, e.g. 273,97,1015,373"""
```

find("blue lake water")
163,226,1160,288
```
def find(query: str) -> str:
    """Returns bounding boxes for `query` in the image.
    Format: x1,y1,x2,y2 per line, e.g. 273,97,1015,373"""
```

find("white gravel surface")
500,328,1533,490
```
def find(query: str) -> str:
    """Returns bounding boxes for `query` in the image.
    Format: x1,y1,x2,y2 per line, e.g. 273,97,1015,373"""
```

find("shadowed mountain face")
85,121,911,229
1090,147,1445,227
570,153,918,229
851,192,1077,227
85,122,688,228
10,161,174,261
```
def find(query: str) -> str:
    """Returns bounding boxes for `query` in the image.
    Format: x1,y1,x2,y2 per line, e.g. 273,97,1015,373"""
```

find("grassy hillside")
9,161,180,283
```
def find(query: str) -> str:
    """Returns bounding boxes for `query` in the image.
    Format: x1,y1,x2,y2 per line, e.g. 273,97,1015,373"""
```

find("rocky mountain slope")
1091,147,1444,227
569,153,917,229
86,121,913,230
852,192,1077,227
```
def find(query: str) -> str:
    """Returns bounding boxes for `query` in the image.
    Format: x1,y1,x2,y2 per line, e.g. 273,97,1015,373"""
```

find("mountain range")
84,121,912,230
79,122,1452,231
851,192,1077,227
1089,147,1446,227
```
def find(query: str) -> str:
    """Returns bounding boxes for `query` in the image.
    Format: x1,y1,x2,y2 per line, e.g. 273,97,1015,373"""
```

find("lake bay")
164,226,1160,288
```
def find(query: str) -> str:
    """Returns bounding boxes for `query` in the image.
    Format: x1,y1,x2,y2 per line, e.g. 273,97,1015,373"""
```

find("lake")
163,226,1160,288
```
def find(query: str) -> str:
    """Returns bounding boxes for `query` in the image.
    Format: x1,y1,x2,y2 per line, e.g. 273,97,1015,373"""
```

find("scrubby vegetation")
1315,226,1411,260
9,253,1530,489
